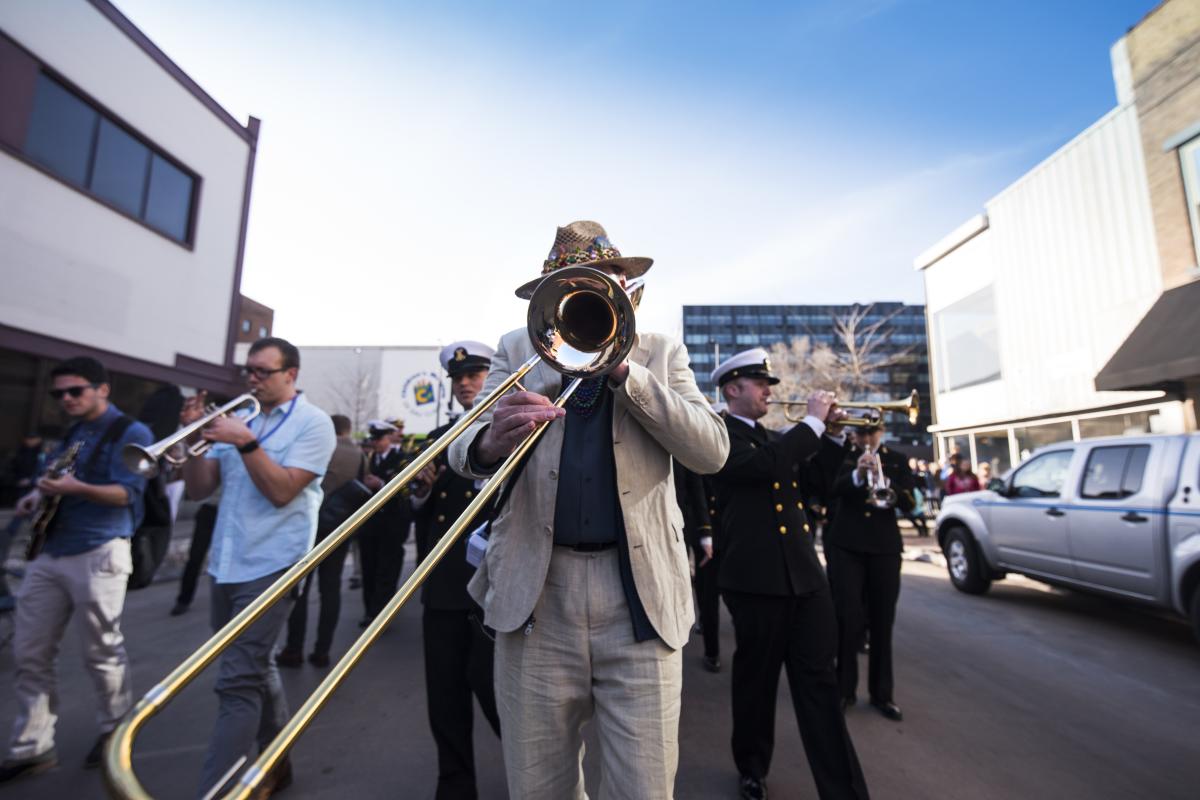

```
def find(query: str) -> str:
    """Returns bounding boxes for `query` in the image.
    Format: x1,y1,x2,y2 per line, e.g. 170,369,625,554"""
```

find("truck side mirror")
987,477,1007,494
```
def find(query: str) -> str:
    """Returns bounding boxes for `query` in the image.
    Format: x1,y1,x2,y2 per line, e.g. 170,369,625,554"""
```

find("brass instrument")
104,266,641,800
768,389,920,428
121,394,262,478
865,444,898,509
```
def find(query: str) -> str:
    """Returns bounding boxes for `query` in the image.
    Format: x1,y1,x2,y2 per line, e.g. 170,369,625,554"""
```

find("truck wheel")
944,526,991,595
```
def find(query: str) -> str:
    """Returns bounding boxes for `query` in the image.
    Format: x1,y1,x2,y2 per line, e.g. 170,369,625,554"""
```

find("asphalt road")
1,534,1198,799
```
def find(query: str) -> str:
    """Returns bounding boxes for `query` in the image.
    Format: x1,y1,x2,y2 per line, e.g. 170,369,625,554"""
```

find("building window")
20,71,197,244
241,320,251,333
1014,421,1074,462
932,286,1002,392
1180,136,1200,268
973,429,1011,475
258,326,268,338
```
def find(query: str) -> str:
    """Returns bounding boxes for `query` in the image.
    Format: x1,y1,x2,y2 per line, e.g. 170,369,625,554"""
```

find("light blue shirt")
206,392,336,584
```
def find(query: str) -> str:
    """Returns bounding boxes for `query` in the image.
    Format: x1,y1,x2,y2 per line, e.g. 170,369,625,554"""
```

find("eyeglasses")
49,384,98,399
240,366,287,379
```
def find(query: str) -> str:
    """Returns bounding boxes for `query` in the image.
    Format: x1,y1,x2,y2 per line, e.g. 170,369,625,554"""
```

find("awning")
1095,279,1200,391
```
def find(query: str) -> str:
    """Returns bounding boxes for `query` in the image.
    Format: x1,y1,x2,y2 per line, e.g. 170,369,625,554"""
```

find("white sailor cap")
366,419,398,438
710,347,780,387
439,341,495,377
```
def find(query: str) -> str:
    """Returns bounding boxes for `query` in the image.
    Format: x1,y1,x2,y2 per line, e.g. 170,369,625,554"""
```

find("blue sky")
113,0,1159,346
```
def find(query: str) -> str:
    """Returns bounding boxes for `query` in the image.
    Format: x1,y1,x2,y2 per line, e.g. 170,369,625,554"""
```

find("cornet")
768,389,920,428
122,393,261,478
864,444,898,509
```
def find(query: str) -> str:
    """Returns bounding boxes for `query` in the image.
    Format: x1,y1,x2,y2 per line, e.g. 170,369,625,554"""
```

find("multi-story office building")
0,1,259,457
916,0,1199,475
682,303,932,449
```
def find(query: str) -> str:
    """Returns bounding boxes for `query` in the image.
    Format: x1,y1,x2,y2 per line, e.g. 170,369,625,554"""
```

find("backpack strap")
82,414,134,476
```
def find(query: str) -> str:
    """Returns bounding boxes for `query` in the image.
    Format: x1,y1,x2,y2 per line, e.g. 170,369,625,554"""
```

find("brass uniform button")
865,511,872,518
465,490,473,498
797,501,803,509
438,491,447,499
804,523,811,533
775,503,783,512
779,525,787,534
792,480,798,488
772,482,780,490
436,514,445,522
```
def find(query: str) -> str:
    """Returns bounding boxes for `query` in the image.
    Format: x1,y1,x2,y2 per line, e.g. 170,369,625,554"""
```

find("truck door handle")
1121,512,1148,523
1045,507,1065,517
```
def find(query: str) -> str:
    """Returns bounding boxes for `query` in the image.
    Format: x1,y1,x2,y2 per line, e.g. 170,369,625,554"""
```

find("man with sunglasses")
180,337,336,798
1,357,153,783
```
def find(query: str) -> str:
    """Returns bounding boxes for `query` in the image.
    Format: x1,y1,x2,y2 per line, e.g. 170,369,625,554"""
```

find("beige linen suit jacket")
448,329,729,650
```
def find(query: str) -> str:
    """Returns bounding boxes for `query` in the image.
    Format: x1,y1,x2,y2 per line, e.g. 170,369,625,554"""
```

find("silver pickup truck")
935,433,1200,642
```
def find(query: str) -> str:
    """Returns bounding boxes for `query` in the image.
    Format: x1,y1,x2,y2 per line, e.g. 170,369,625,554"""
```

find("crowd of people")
0,220,1002,799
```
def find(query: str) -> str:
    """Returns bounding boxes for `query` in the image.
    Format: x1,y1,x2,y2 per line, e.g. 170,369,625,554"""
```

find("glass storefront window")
1014,421,1074,462
942,435,969,462
973,429,1011,477
1077,411,1156,440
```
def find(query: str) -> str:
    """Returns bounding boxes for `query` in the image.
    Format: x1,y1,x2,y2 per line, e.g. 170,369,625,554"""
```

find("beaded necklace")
562,376,606,419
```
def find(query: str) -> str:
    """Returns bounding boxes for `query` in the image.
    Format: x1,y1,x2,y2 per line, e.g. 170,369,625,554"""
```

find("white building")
0,0,258,452
292,346,451,437
916,0,1200,474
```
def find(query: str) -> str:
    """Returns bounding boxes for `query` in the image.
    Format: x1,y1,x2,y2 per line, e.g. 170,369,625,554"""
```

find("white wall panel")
0,0,251,367
924,105,1164,431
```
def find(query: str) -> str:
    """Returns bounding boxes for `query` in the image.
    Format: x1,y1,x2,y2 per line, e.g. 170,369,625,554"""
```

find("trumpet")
105,266,640,800
864,444,898,509
768,389,920,428
121,394,261,478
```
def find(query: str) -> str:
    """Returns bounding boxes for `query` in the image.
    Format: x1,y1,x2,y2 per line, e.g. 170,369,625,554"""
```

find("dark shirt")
45,404,153,557
553,378,656,642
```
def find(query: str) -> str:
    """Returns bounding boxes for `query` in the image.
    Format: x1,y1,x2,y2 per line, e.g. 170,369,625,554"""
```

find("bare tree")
764,304,912,429
327,351,380,434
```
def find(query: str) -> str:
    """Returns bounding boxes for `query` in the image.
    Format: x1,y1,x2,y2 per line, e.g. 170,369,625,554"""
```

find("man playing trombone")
448,221,729,800
179,337,335,798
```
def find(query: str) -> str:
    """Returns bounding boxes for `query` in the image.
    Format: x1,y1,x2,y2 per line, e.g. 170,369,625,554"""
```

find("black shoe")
85,734,110,769
871,700,903,721
308,651,330,668
739,775,767,800
702,655,721,673
0,749,58,782
169,601,190,616
247,756,293,799
275,647,304,668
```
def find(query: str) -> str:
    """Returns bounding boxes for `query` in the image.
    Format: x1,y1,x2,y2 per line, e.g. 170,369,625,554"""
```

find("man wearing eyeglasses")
1,357,153,784
180,337,336,799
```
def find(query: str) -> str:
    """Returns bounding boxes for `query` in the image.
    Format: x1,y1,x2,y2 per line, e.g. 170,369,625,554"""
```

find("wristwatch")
238,439,261,455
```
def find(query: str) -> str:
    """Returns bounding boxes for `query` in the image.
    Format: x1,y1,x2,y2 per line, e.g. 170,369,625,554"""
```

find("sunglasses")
240,366,287,379
49,384,98,399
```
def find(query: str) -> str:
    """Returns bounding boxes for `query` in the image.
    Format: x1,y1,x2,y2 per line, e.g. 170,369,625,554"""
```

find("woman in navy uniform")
708,348,869,800
410,341,501,800
826,422,915,721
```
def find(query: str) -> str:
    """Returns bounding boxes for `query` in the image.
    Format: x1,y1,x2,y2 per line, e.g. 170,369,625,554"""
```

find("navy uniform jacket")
413,422,492,610
711,414,844,596
826,445,916,555
672,458,713,551
364,447,412,534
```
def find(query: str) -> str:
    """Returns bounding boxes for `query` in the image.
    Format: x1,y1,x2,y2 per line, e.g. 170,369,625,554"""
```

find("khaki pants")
6,538,132,761
494,547,682,800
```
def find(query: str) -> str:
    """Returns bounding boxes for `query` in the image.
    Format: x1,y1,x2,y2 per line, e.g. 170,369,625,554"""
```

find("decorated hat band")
542,237,622,274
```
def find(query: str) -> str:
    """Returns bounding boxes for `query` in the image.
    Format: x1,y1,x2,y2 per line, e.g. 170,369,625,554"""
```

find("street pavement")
1,519,1198,799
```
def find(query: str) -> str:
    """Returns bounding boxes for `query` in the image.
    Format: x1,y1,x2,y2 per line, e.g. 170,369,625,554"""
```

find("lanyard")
255,395,299,445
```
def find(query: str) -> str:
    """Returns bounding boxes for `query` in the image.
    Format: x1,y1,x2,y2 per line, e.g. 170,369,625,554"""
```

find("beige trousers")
6,538,132,761
494,546,682,800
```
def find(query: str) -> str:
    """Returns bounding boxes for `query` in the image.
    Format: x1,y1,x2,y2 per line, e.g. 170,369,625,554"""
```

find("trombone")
104,266,641,800
768,389,920,427
122,394,261,478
